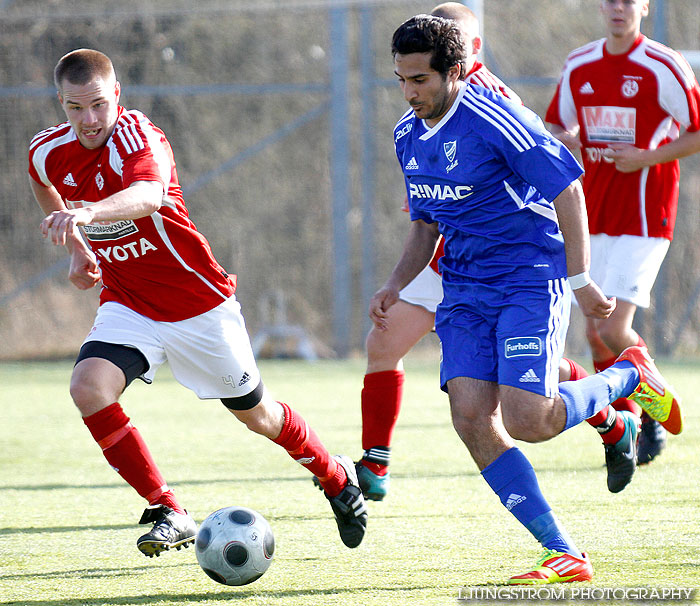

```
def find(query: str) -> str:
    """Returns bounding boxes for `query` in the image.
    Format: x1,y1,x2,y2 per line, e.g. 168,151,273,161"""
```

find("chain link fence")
1,0,699,359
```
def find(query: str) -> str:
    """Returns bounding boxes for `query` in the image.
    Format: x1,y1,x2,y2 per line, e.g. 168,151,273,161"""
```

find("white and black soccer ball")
195,506,274,586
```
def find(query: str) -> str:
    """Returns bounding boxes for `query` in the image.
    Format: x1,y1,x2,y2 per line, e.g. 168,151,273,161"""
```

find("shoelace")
536,548,560,566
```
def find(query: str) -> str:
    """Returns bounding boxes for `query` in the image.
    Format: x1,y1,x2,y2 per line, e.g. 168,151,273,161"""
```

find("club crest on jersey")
95,172,104,190
444,140,457,163
504,337,542,358
621,79,639,98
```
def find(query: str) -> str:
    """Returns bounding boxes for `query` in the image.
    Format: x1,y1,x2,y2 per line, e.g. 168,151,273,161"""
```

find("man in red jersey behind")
355,2,524,501
28,48,367,557
546,0,700,465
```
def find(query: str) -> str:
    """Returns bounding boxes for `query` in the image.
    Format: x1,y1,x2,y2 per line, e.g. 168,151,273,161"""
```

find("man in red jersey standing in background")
546,0,700,466
355,2,523,502
28,48,367,557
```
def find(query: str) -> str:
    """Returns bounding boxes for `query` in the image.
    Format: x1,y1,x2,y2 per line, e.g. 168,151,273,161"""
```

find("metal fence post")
329,4,352,357
652,0,669,353
360,4,376,341
651,0,667,44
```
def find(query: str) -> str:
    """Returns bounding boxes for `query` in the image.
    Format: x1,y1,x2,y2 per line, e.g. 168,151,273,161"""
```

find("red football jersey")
465,61,522,105
29,107,236,321
546,35,700,240
402,63,520,274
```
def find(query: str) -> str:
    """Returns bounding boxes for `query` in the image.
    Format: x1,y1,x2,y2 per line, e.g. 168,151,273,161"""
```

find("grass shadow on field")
2,468,482,493
0,585,438,606
0,562,191,582
0,501,470,537
1,476,305,492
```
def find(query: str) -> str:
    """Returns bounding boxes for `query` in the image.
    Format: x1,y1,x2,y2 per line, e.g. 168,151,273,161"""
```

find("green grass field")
2,356,699,606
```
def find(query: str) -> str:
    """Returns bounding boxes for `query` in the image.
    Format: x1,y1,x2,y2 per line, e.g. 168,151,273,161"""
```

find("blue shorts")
435,278,570,397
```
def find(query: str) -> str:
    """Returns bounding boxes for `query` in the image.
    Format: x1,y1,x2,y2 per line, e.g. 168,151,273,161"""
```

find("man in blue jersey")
371,14,683,585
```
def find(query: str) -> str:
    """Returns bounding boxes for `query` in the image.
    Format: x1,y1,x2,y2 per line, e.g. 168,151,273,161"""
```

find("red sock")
611,398,642,415
563,358,589,382
587,404,626,444
272,402,346,497
593,355,642,417
587,406,610,427
601,411,626,444
361,370,404,452
593,355,617,374
83,403,183,513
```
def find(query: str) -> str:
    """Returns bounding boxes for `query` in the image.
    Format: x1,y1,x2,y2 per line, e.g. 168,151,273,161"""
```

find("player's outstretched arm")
40,180,163,246
369,219,439,330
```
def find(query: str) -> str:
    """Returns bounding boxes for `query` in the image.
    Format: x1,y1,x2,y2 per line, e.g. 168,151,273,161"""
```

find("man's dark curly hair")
391,14,465,77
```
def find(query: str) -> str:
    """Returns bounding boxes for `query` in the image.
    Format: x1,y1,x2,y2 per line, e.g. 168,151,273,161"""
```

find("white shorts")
83,296,261,399
589,234,670,308
399,265,443,313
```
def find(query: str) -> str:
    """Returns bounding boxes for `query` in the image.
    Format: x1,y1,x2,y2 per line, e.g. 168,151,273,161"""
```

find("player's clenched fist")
574,282,616,320
69,245,101,290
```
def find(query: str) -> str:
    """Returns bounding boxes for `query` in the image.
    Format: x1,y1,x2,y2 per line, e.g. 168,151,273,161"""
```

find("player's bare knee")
365,327,401,370
221,383,281,437
596,322,631,354
585,322,605,347
71,342,144,412
503,417,549,443
450,402,485,442
69,372,113,414
234,408,268,435
501,401,556,443
69,377,95,410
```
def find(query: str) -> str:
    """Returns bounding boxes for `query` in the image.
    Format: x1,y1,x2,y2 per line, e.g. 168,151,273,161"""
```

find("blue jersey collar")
419,81,467,141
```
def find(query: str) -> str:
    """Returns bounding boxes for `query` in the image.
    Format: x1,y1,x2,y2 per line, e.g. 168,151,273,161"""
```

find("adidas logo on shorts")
519,369,540,383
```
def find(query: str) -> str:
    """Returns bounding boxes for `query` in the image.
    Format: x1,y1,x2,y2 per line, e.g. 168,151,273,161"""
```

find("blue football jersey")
394,82,584,285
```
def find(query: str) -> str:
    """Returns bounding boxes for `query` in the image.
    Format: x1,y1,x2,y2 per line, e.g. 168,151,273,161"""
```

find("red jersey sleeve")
112,112,171,190
545,81,566,128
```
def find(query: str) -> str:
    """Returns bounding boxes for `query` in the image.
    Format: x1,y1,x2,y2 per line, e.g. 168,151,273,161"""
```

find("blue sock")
559,361,639,431
481,447,581,557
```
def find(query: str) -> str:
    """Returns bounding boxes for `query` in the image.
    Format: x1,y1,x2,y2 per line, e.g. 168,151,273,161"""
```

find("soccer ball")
195,506,274,586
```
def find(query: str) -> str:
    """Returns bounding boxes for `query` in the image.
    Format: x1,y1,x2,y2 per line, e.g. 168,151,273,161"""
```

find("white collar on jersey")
419,80,467,141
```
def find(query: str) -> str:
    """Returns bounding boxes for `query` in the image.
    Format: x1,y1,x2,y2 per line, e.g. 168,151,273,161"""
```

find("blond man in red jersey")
547,0,700,465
